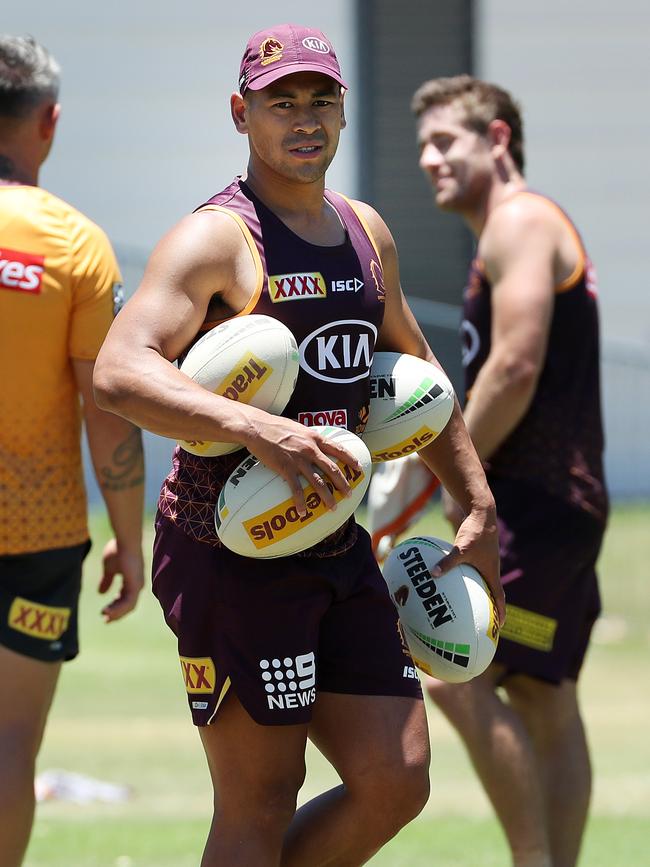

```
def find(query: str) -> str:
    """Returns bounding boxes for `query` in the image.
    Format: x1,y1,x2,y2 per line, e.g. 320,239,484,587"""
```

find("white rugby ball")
215,426,371,558
383,536,499,682
178,314,299,456
363,353,455,462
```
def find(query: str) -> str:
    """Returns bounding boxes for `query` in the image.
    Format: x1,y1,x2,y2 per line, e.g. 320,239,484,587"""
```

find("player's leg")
427,667,551,867
0,645,60,867
199,690,309,867
282,692,430,867
505,675,590,867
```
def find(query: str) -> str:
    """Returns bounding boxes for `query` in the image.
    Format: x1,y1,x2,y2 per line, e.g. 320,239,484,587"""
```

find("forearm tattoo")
99,428,145,491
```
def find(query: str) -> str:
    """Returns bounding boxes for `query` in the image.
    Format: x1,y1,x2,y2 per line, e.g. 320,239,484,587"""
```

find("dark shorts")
0,541,90,662
152,514,422,727
490,476,604,684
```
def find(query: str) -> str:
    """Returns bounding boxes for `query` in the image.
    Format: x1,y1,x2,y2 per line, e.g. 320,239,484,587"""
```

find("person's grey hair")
0,35,60,118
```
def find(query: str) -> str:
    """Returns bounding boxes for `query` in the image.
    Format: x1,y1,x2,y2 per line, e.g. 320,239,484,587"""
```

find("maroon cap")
238,24,348,94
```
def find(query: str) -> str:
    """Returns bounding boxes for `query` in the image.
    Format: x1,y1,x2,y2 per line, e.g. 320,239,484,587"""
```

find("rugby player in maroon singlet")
413,75,608,867
94,29,503,867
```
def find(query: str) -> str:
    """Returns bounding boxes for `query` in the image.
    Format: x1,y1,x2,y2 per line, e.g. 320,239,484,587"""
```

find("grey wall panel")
357,0,474,328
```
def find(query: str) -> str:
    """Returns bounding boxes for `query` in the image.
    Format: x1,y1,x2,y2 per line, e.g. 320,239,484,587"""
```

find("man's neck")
464,173,526,238
244,163,327,222
0,152,38,186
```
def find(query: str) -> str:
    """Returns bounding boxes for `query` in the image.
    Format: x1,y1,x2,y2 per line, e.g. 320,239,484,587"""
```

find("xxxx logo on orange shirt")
9,598,70,640
269,271,326,303
180,656,216,694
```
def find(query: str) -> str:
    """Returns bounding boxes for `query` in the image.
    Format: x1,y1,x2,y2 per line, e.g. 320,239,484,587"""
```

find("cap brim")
244,61,348,93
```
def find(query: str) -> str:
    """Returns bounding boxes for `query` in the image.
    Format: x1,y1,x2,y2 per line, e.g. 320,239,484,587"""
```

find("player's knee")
356,753,430,835
227,774,304,838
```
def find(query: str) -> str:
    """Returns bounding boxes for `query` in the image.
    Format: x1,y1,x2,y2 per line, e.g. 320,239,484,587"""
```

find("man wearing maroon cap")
95,24,504,865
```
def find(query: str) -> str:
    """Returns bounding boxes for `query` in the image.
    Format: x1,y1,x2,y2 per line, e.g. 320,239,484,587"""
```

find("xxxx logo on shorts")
244,462,365,548
8,598,70,640
269,271,326,303
180,656,216,694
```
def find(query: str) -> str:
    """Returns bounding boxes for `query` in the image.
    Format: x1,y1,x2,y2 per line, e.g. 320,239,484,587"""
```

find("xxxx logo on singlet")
268,271,326,303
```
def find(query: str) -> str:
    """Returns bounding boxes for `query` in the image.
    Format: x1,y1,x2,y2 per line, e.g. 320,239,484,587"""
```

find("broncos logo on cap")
259,38,284,66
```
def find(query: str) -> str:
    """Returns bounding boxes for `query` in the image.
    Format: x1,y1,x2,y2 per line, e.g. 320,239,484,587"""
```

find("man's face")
241,72,345,183
416,101,493,213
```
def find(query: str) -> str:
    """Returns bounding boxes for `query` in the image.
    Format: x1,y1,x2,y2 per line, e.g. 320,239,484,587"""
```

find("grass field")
24,503,650,866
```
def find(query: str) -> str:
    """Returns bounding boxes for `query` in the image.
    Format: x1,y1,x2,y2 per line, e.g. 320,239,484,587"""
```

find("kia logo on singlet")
0,248,45,294
299,320,377,383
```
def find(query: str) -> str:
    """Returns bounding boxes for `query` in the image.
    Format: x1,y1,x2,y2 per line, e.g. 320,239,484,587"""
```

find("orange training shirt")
0,185,121,555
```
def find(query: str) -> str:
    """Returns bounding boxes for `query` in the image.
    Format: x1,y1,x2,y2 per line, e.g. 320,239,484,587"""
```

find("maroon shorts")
152,514,422,726
490,476,604,684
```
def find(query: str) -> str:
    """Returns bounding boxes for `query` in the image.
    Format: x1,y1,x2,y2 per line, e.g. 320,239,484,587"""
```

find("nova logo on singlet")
244,462,365,548
298,408,348,428
216,353,271,401
299,320,377,383
0,248,45,294
8,598,70,640
180,656,216,694
269,271,326,303
260,652,316,711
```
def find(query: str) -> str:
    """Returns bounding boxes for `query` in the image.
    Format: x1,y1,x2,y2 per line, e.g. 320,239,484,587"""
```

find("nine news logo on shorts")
0,248,45,294
269,271,326,303
259,652,316,711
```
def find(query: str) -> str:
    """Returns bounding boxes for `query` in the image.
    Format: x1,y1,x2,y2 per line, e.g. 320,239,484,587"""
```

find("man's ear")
230,92,248,134
340,89,347,130
39,101,60,141
488,119,511,161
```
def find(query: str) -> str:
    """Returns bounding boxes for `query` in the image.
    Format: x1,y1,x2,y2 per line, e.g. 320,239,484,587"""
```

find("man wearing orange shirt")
0,35,145,866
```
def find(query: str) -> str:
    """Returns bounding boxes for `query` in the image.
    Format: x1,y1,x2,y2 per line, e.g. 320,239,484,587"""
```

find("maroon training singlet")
462,191,608,524
158,179,385,551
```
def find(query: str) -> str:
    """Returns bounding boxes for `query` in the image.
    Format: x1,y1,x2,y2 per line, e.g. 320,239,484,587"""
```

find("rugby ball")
178,315,299,456
362,353,455,462
383,536,499,682
215,426,371,558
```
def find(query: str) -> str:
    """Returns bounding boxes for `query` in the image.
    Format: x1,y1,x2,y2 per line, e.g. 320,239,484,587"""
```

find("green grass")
24,504,650,866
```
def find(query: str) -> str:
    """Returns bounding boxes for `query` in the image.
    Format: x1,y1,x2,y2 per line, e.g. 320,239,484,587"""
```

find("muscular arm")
464,198,557,460
93,210,355,514
356,201,504,621
73,359,144,622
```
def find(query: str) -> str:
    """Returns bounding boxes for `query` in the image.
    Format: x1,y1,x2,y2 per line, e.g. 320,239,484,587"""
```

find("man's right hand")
243,414,361,516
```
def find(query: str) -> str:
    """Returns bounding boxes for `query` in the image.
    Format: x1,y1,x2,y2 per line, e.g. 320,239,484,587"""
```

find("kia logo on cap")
302,37,330,54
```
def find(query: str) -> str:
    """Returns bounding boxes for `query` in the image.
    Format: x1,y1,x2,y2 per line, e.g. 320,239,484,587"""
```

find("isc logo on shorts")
269,272,326,303
180,656,216,694
0,248,45,294
8,598,70,640
259,652,316,710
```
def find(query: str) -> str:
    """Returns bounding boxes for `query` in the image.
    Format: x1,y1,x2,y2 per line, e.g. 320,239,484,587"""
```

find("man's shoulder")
481,190,563,260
